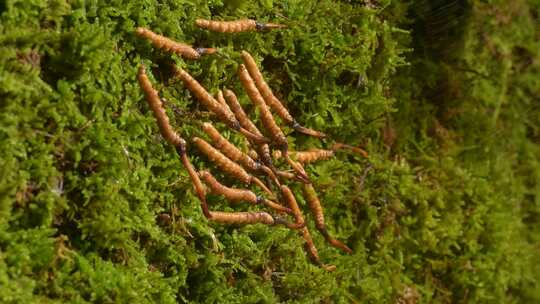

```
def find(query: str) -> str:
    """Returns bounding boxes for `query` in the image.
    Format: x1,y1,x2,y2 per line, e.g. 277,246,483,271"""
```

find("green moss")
0,0,538,302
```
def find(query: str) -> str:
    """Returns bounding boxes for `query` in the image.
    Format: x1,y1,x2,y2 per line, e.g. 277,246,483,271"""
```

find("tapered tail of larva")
256,21,287,30
301,227,336,271
251,176,275,199
281,185,305,229
195,19,286,33
136,27,204,59
178,147,211,219
320,230,353,254
292,122,327,138
199,170,258,204
260,165,281,187
238,127,270,144
257,196,292,214
209,211,275,225
331,142,369,158
283,151,311,183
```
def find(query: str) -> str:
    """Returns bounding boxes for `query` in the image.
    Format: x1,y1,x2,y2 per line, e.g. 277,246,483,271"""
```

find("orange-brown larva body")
174,67,239,128
193,136,251,183
239,64,310,182
200,170,257,203
238,64,288,148
192,137,274,196
281,185,305,229
241,51,326,138
136,27,215,59
200,171,290,213
174,67,268,144
195,19,286,33
303,183,352,253
223,89,261,137
241,51,294,123
202,122,260,171
224,89,274,167
274,149,335,163
137,65,210,218
216,90,234,118
209,211,275,225
137,65,183,147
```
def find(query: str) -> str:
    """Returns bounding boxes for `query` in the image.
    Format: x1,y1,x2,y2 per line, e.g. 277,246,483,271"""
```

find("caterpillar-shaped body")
193,137,251,183
238,64,288,148
241,51,326,138
202,122,260,171
273,149,335,163
280,185,305,229
192,137,273,196
136,27,215,59
200,170,257,203
303,183,352,253
174,67,239,127
200,171,290,213
137,65,210,218
224,89,274,167
209,211,275,225
195,19,286,33
137,65,183,147
241,51,294,123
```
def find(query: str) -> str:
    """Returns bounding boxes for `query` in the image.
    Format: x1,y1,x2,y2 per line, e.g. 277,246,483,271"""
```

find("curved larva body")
281,185,305,228
200,170,289,213
196,19,257,33
193,137,251,183
209,211,275,225
302,183,325,229
224,89,274,167
202,122,260,171
137,65,183,148
174,67,240,130
223,89,260,136
238,64,288,148
216,90,234,118
241,51,294,123
241,51,326,138
179,149,210,218
274,149,335,163
200,170,258,203
137,65,210,218
136,27,205,59
303,183,352,254
195,19,286,33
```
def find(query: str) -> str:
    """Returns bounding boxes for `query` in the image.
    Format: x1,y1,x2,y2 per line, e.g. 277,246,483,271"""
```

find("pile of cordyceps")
136,19,367,271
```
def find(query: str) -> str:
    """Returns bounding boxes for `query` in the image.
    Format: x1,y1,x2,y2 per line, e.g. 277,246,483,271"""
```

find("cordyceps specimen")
173,66,269,145
191,136,275,198
238,63,310,183
137,64,209,218
199,170,290,214
195,19,286,33
202,122,279,185
138,64,293,227
241,51,326,138
136,18,361,270
136,27,216,59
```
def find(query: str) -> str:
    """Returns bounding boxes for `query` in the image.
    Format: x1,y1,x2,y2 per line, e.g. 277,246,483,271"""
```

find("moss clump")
0,0,538,302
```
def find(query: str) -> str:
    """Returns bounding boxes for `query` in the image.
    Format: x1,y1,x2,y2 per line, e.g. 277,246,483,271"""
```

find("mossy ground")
0,0,538,303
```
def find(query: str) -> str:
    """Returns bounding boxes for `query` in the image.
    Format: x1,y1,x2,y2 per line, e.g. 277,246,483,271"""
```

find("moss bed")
0,0,538,303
